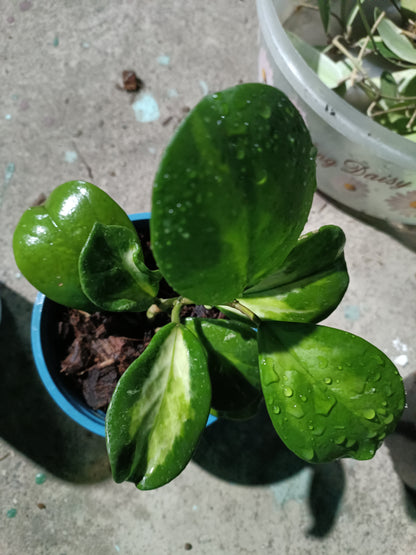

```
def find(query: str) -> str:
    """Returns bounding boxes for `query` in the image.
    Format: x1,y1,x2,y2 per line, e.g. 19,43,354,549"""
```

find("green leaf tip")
258,322,405,463
151,82,317,306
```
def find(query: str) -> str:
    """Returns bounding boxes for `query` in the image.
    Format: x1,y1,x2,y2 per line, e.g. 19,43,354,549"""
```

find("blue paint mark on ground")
132,93,160,123
0,163,15,206
157,54,170,66
199,80,209,95
64,150,78,163
4,162,15,185
344,305,361,322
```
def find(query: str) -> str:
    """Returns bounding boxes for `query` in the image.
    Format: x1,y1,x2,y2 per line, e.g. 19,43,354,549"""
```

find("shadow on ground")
0,283,110,483
317,191,416,252
193,404,345,537
386,372,416,521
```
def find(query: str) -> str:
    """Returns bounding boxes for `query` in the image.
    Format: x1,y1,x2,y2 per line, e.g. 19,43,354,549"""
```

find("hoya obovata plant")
13,83,405,490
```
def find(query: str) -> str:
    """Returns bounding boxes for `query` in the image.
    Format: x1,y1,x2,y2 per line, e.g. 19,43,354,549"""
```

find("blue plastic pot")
31,212,216,436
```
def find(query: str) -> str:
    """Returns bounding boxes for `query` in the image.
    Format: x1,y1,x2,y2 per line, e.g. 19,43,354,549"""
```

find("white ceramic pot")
257,0,416,229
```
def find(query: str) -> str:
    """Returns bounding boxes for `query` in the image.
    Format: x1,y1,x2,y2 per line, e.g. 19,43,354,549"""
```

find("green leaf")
106,322,211,490
402,0,416,18
380,71,399,107
13,180,136,311
239,226,349,323
184,318,261,419
288,32,351,89
79,222,161,312
376,8,416,64
151,83,316,305
258,322,405,463
404,131,416,142
244,225,347,293
355,35,402,62
397,68,416,96
317,0,331,32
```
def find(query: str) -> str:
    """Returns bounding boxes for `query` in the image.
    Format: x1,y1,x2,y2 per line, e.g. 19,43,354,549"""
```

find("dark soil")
58,304,223,411
57,225,224,411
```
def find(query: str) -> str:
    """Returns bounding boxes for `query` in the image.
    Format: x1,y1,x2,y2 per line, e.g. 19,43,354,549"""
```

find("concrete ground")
1,1,416,553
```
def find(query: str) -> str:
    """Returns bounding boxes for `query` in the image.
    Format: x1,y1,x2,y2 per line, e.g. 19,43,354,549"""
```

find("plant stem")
171,299,183,324
228,300,261,326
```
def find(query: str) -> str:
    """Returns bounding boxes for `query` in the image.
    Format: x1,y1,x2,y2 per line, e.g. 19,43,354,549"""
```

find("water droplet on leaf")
384,413,394,424
335,435,346,445
256,169,268,186
220,103,229,115
317,356,328,369
260,104,272,119
363,409,376,420
287,404,304,419
314,390,337,416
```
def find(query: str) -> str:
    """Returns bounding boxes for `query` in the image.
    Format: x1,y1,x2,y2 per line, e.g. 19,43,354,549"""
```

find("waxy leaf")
402,0,416,17
151,83,316,305
185,318,261,419
106,323,211,490
317,0,331,32
238,262,348,323
13,181,136,311
258,322,405,463
79,223,161,312
379,71,399,108
376,8,416,64
239,226,349,322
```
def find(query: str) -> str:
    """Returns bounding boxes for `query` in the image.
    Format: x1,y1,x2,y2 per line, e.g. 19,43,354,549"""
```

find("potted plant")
13,82,405,491
257,0,416,229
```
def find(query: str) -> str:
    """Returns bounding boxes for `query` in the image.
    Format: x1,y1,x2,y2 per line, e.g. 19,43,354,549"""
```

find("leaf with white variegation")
105,322,211,490
151,83,316,305
239,226,349,323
